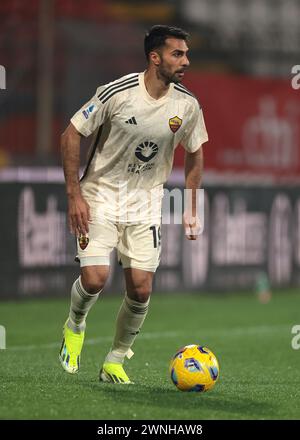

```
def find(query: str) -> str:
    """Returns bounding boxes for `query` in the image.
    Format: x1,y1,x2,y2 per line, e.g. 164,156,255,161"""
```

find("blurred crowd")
0,0,299,166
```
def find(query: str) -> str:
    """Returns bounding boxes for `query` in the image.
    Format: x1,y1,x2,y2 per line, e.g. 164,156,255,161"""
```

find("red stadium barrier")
175,73,300,183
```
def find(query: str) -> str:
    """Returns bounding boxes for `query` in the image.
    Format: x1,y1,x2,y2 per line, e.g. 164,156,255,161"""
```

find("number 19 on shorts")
150,226,161,248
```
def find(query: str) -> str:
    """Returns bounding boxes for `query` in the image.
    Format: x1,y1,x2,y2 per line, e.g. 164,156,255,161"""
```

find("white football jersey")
71,72,208,223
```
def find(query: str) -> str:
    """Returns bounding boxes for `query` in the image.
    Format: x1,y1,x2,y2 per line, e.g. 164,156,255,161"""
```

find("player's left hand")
183,212,201,240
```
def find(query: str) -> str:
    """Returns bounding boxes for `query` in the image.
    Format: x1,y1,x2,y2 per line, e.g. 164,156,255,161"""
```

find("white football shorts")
76,217,161,272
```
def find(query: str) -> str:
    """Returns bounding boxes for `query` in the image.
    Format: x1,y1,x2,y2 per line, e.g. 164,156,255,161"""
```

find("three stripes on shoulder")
174,82,195,98
98,74,139,104
97,74,196,105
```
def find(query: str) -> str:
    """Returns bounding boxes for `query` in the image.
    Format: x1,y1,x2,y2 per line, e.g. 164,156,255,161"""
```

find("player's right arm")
62,74,133,234
62,82,112,236
61,123,91,237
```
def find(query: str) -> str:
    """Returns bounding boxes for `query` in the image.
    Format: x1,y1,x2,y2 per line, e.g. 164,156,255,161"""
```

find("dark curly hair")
144,25,189,61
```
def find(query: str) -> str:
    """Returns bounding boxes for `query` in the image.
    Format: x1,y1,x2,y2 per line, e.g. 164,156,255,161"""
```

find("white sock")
68,276,101,334
105,292,150,364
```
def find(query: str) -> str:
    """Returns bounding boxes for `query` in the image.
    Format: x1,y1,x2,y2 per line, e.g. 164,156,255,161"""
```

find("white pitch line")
5,324,290,352
6,331,181,352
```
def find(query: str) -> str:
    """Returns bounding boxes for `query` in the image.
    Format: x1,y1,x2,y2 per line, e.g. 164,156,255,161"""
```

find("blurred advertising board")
0,168,300,298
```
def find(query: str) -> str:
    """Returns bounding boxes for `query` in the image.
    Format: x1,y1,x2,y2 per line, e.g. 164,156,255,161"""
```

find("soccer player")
59,25,208,383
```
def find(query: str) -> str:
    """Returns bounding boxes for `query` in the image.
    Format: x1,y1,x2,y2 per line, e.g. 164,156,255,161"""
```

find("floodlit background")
0,0,300,297
0,0,299,297
1,0,300,422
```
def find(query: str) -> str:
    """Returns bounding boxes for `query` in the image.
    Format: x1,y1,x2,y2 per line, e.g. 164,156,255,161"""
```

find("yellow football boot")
99,362,133,384
59,321,85,374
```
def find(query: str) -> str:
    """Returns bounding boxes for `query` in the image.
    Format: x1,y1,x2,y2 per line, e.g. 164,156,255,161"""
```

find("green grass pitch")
0,289,300,420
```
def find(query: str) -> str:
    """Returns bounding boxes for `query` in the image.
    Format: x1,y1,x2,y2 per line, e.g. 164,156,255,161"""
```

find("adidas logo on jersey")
125,116,137,125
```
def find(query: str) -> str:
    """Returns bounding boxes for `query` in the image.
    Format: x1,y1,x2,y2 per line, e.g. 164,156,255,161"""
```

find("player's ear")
149,51,161,66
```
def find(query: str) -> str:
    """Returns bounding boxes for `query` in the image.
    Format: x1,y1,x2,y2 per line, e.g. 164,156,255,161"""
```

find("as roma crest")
78,234,89,250
169,116,182,133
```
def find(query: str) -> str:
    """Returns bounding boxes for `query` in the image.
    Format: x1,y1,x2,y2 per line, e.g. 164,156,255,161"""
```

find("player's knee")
128,284,152,303
81,277,106,294
80,267,109,294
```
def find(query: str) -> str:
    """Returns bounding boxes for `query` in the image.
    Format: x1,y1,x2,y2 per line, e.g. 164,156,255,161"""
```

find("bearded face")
153,38,190,85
